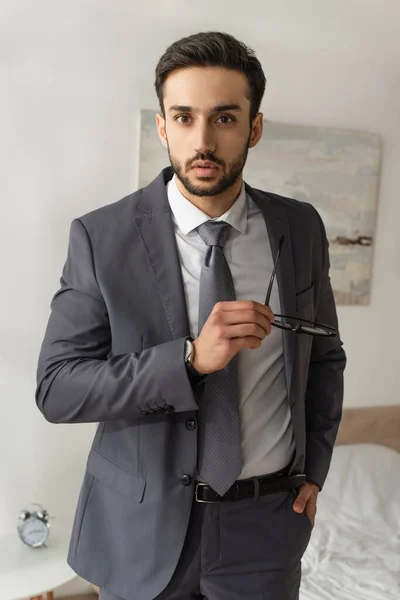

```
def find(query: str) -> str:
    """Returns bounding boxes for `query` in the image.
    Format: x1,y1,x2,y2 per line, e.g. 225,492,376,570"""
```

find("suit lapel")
245,184,297,394
136,168,296,393
135,168,191,341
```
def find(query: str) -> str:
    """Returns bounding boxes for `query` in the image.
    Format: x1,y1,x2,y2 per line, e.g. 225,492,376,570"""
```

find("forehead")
163,66,250,110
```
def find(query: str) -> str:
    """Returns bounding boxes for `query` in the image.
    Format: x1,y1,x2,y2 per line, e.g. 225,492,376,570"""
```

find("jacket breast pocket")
295,283,314,310
86,448,146,503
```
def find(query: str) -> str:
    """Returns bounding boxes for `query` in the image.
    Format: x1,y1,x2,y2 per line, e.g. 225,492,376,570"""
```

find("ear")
248,113,264,149
156,113,168,149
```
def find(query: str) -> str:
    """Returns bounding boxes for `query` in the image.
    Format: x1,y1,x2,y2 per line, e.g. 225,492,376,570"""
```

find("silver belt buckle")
195,482,218,503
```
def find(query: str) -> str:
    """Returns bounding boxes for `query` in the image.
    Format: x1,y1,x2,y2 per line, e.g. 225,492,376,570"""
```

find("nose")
193,121,216,156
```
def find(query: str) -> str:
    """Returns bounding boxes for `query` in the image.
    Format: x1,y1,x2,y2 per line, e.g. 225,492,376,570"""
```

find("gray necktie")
196,220,242,496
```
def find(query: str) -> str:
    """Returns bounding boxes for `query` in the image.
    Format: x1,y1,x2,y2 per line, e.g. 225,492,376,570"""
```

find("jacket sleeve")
303,207,347,491
35,218,200,424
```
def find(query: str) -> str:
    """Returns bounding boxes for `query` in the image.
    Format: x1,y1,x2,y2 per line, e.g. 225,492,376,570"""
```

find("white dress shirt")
166,174,295,480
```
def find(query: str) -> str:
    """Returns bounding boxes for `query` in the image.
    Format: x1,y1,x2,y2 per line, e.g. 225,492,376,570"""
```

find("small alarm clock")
17,503,51,547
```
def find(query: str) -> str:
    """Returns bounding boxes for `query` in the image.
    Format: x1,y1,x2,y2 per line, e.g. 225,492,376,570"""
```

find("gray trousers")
99,486,312,600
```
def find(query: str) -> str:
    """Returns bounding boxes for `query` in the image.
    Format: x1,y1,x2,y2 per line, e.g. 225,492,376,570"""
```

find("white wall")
1,0,399,595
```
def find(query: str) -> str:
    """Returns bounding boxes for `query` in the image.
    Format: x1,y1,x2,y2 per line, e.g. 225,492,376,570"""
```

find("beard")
167,134,251,198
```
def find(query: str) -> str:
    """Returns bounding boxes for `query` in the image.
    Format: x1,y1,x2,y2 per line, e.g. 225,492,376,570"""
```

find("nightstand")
0,527,77,600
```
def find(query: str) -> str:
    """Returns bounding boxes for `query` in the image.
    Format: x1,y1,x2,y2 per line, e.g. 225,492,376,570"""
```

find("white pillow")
317,443,400,529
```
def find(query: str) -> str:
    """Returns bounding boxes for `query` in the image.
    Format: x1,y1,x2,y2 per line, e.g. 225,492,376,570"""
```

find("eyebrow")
168,104,242,114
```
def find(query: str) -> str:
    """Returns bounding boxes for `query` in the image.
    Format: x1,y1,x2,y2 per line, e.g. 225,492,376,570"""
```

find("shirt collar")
166,173,248,236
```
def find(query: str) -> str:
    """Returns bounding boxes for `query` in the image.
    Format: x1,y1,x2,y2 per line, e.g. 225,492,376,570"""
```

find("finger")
253,301,275,322
261,305,275,323
221,310,272,335
292,488,309,513
216,300,275,323
225,323,269,340
304,506,315,528
232,336,263,352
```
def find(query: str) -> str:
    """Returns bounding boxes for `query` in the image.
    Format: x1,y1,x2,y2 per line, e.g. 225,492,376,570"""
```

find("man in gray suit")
36,31,346,600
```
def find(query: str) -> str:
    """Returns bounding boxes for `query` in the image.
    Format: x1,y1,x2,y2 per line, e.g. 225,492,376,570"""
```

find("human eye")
217,114,236,124
175,114,192,124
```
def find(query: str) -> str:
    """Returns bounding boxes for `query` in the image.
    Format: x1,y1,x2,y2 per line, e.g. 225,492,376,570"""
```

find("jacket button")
185,419,196,431
180,474,192,486
164,405,175,413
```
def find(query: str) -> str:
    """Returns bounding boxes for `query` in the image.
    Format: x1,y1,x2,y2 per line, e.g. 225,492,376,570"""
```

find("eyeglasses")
265,235,337,337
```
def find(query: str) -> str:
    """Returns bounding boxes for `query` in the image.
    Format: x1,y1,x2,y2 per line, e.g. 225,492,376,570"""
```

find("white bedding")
299,443,400,600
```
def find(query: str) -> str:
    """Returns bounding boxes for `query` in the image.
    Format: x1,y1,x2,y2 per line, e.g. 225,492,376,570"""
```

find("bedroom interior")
1,1,399,599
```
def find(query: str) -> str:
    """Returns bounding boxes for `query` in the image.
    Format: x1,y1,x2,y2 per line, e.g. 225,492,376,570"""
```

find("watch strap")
184,337,207,385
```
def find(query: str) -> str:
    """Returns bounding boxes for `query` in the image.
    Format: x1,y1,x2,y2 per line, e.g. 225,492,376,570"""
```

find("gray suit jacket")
35,166,346,600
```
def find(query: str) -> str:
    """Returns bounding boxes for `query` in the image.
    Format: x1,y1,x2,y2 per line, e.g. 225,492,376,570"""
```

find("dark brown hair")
154,31,266,123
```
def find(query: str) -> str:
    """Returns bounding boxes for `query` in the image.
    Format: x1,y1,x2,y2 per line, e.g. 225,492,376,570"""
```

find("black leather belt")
195,473,306,503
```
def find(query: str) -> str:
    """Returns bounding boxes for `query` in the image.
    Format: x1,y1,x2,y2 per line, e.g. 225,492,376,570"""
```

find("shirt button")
185,419,196,431
180,474,192,486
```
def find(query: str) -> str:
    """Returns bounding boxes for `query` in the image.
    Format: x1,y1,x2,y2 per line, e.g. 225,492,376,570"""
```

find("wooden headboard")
336,404,400,452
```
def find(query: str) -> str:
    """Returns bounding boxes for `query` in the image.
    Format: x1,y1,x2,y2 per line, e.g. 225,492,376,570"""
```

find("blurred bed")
300,404,400,600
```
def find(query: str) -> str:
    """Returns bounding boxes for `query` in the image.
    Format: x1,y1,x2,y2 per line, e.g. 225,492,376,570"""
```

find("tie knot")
197,221,232,248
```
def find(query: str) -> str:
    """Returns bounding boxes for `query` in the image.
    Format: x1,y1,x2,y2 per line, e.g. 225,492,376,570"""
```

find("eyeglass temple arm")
265,235,285,306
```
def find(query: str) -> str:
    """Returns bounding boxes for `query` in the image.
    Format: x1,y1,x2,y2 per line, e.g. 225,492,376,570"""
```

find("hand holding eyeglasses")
192,235,337,375
192,300,275,375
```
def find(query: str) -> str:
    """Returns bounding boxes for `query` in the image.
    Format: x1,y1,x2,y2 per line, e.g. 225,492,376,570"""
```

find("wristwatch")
184,337,207,385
